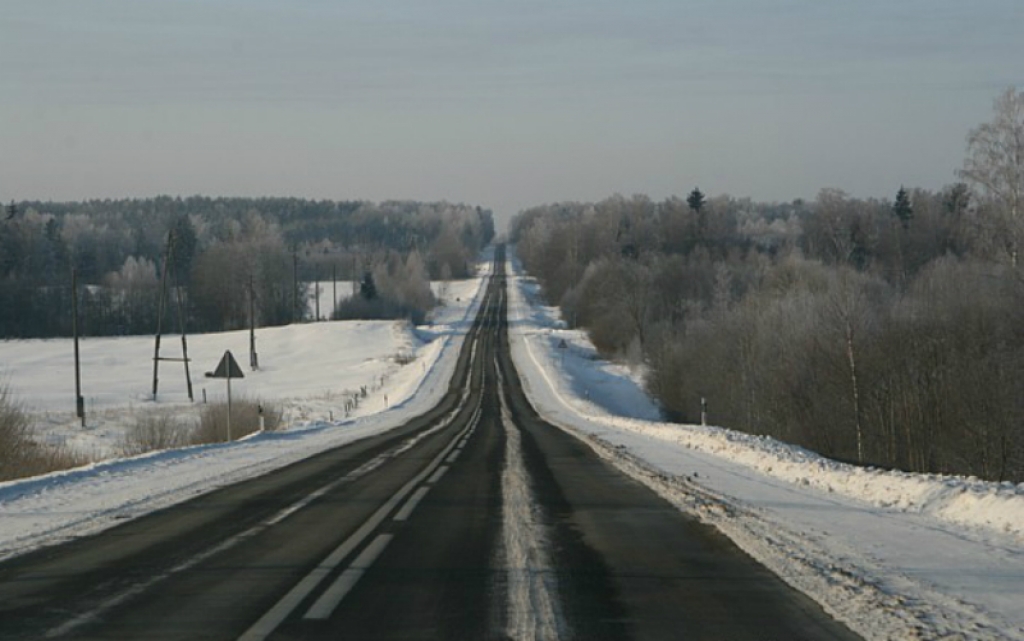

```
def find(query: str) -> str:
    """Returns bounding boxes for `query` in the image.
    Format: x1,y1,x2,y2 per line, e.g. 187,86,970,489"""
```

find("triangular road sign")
209,350,245,379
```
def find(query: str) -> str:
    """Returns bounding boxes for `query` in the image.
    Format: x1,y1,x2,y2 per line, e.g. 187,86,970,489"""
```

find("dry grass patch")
118,410,195,456
119,398,283,455
0,386,90,482
193,398,283,445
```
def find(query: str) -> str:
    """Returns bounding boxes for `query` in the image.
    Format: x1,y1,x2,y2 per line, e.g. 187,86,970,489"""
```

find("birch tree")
960,88,1024,266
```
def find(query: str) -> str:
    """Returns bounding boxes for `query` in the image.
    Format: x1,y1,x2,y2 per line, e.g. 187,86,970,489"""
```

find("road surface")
0,246,859,640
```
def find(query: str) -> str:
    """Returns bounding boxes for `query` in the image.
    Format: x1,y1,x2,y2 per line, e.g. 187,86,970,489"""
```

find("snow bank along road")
0,246,858,640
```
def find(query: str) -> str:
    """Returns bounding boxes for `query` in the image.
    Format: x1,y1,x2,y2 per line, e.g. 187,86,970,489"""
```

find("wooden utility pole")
71,268,84,427
174,279,194,402
152,231,172,399
152,229,193,400
314,263,320,321
332,263,337,319
249,274,258,370
352,254,358,297
292,250,299,323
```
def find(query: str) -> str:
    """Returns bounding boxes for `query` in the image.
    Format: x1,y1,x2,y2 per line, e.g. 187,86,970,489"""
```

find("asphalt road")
0,246,860,640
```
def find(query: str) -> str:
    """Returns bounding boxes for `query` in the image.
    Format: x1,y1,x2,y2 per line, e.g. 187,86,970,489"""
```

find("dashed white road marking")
304,534,394,620
428,465,450,484
394,487,431,522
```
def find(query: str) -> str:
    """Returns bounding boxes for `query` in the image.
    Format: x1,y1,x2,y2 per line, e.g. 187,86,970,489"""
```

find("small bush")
0,386,90,481
394,352,416,365
118,411,195,456
0,385,30,451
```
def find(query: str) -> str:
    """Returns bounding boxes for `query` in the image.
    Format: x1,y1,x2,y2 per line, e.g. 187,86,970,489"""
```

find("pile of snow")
662,424,1024,539
506,251,1024,640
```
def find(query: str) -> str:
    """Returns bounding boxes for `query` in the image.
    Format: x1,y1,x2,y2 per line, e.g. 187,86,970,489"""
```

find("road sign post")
205,350,244,442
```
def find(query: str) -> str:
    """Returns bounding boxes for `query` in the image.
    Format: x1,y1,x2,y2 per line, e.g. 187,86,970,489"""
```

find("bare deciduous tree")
960,87,1024,266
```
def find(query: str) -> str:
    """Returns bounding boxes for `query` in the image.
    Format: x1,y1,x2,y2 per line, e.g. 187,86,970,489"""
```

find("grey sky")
2,1,1021,229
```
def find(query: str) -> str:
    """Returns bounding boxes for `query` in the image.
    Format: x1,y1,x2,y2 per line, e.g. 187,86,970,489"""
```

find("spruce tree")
686,188,705,213
688,188,708,239
893,186,913,230
360,271,377,300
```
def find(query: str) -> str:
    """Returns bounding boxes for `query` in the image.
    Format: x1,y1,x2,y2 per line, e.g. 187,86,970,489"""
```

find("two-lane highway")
0,246,859,640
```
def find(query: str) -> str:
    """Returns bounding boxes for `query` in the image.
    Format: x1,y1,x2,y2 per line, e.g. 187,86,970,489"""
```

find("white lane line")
304,534,394,620
428,465,449,484
238,406,482,641
446,451,460,464
393,487,430,522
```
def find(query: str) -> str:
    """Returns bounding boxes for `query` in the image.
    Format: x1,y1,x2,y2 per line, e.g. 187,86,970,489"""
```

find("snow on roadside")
505,250,1024,640
0,253,492,562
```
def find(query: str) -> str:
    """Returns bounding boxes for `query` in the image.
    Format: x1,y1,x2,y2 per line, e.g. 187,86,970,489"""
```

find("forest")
0,197,493,337
511,89,1024,483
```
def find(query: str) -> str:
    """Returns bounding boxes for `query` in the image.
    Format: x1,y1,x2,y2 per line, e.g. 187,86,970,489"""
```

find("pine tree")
892,186,913,230
686,188,705,213
688,188,708,239
360,271,377,300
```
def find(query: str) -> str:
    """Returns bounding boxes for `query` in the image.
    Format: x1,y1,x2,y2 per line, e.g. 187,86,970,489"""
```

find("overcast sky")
2,1,1021,229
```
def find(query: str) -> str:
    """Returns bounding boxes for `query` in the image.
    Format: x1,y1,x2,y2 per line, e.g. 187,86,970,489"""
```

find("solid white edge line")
304,534,394,620
393,486,431,522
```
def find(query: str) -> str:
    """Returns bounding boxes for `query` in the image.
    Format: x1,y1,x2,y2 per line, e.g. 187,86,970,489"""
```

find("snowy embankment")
506,251,1024,640
0,253,492,561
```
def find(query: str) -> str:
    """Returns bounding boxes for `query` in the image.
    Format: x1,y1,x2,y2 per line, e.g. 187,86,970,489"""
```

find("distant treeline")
0,196,493,337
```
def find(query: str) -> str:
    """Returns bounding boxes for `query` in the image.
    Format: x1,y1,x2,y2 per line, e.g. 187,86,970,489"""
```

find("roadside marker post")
205,350,245,441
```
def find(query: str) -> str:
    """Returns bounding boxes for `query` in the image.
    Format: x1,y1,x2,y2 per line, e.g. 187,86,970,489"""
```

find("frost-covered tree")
959,87,1024,265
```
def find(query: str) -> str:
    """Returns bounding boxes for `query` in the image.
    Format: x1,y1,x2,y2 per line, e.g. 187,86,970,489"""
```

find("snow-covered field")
505,252,1024,640
0,252,492,560
2,245,1022,639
